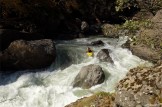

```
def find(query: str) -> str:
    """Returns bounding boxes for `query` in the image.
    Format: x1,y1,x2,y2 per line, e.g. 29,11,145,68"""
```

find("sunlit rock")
73,64,105,89
115,63,162,107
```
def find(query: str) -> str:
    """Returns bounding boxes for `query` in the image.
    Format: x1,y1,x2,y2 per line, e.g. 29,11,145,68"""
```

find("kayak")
87,52,93,57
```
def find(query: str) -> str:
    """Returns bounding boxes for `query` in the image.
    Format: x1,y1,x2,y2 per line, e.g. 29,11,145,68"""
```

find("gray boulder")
0,39,56,71
97,49,113,63
73,64,105,89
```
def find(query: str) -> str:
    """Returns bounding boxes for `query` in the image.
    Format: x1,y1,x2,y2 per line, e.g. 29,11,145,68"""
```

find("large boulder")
97,49,113,63
123,10,162,63
130,43,161,63
0,39,56,71
101,24,119,38
115,63,162,107
73,64,105,89
0,29,45,51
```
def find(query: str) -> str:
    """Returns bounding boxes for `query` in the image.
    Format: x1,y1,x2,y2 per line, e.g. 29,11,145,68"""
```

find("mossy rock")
65,92,115,107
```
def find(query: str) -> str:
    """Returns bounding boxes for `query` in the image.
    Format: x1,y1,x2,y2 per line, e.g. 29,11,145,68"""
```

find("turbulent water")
0,36,151,107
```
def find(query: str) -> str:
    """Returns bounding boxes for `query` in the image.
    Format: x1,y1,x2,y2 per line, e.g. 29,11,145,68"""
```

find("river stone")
97,49,113,63
73,64,105,89
0,39,56,71
90,40,104,46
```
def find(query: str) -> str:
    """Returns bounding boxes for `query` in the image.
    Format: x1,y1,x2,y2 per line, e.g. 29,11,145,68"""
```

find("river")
0,36,151,107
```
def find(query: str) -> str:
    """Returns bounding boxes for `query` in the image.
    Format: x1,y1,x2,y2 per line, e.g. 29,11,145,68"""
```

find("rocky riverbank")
65,9,162,107
1,0,161,71
124,9,162,64
66,60,162,107
0,0,162,107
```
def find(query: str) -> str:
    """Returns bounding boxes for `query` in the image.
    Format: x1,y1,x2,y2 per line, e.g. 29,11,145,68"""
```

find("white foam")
0,36,151,107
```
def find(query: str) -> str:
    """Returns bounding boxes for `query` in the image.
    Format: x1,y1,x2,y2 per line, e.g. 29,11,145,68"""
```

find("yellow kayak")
87,52,93,57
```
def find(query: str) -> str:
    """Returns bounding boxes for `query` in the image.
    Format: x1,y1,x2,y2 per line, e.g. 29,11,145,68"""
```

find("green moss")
70,92,113,107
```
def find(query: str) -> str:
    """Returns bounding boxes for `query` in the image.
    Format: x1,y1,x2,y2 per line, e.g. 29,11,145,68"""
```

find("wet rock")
115,63,162,107
0,39,56,71
90,40,104,46
121,39,131,49
97,49,113,63
73,64,105,89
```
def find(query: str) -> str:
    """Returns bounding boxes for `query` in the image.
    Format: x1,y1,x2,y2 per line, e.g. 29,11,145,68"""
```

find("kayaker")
86,47,94,57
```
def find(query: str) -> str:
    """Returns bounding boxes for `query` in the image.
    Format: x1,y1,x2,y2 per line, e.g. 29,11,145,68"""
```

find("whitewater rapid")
0,36,151,107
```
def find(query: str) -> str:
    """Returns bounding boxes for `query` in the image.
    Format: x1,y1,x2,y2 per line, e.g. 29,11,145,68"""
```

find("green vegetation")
118,19,153,31
115,0,162,14
102,20,153,38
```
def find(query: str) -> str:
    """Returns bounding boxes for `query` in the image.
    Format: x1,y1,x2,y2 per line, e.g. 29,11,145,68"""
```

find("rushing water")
0,36,151,107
